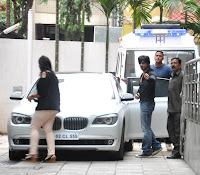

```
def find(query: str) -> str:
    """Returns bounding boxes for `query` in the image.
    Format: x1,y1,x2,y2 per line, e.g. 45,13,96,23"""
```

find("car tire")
124,139,133,152
9,150,25,161
114,124,125,160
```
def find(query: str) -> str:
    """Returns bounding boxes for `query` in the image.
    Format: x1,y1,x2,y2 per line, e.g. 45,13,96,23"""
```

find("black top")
138,67,156,102
167,69,183,113
36,71,60,112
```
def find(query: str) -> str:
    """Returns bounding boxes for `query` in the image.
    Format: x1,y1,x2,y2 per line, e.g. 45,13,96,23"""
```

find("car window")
27,79,39,96
127,77,169,97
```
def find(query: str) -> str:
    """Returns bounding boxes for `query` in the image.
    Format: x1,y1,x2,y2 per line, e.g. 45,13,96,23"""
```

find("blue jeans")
140,102,161,153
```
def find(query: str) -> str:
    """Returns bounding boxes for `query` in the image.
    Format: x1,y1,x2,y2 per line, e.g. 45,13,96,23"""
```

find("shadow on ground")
55,150,118,161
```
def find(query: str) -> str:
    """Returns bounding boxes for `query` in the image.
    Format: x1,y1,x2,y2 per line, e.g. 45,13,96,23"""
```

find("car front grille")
52,117,88,131
13,139,113,145
64,117,88,130
52,117,61,130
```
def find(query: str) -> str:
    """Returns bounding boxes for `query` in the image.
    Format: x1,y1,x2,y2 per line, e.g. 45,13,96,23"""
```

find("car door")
126,77,169,139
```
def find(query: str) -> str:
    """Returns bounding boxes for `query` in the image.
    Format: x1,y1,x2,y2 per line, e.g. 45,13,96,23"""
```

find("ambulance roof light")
133,29,187,37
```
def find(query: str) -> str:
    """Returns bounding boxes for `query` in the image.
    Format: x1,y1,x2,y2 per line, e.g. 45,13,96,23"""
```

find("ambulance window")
163,51,195,70
125,51,136,78
127,77,169,97
155,78,169,97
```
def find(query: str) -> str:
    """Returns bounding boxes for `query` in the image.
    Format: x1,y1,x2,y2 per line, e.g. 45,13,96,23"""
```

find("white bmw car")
8,73,134,160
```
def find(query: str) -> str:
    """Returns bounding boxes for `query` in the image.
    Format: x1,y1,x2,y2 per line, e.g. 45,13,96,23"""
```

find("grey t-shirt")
167,69,183,113
151,64,172,79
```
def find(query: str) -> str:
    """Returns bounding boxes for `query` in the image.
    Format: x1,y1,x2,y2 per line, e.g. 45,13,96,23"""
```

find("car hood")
12,98,123,117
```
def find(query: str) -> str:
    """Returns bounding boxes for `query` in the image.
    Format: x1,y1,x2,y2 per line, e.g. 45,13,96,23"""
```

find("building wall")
0,39,119,133
33,0,107,27
94,27,122,43
34,0,56,24
0,39,27,133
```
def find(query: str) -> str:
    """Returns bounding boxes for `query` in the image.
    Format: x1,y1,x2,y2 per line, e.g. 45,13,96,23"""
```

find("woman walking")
22,55,60,163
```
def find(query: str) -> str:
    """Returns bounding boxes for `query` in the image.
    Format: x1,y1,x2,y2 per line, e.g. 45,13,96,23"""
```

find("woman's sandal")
21,154,38,162
41,155,56,163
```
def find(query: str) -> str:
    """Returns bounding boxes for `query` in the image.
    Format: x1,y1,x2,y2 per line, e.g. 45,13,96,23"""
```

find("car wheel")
124,139,133,151
114,124,125,160
9,150,25,161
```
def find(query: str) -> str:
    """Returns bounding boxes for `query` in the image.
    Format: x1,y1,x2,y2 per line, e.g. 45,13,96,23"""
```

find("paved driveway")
0,135,196,175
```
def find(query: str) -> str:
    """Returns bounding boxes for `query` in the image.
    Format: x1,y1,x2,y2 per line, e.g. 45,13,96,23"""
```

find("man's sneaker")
135,152,152,158
152,147,163,156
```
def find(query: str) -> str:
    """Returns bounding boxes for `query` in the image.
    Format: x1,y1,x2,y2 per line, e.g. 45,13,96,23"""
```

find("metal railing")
183,57,200,124
180,57,200,155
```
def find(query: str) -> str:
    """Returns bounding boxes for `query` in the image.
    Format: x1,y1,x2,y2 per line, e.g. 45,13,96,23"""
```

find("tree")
127,0,151,29
41,0,91,71
81,0,85,71
59,0,91,41
17,0,34,36
182,0,200,42
6,0,10,27
94,0,125,72
2,0,34,36
151,0,182,23
41,0,91,41
12,0,17,24
161,0,199,42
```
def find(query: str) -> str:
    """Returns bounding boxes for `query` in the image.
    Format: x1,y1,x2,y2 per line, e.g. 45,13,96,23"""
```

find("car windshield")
58,76,115,103
28,75,115,103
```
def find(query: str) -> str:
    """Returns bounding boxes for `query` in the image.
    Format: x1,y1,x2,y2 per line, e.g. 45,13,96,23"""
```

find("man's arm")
121,78,127,84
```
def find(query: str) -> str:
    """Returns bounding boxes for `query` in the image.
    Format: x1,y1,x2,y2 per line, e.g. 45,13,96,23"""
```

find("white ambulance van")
116,24,199,142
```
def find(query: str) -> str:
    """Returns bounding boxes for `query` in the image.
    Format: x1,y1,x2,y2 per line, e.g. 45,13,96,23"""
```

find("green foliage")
127,0,151,29
160,0,183,11
150,0,183,23
0,11,7,25
160,0,200,42
0,0,15,26
94,0,125,18
59,0,91,41
182,0,200,42
151,0,183,12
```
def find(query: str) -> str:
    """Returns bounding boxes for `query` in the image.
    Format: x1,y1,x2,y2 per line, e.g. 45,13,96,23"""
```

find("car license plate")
54,133,79,140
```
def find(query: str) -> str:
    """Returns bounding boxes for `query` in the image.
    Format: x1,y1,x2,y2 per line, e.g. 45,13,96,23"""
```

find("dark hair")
138,55,150,64
38,55,53,72
155,51,164,56
171,57,181,64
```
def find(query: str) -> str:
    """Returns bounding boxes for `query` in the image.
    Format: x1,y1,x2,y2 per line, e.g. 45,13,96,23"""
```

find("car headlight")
92,113,118,125
11,113,31,124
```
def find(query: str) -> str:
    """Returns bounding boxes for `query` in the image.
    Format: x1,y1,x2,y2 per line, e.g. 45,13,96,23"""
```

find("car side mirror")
10,91,23,100
121,93,134,101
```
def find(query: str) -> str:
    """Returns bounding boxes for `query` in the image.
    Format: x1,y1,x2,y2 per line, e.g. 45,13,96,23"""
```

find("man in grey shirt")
167,57,183,159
